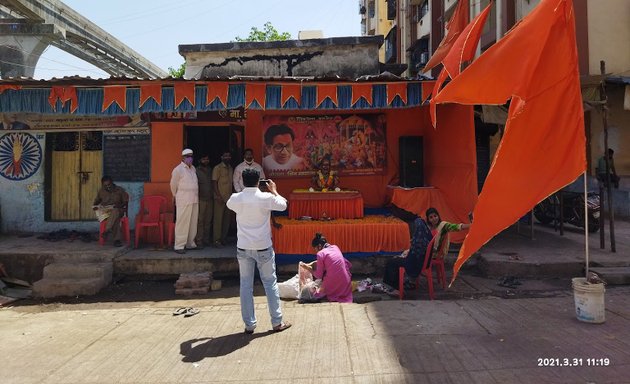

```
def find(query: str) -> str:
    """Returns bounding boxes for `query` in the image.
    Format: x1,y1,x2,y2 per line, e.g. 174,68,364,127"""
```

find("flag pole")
584,171,589,278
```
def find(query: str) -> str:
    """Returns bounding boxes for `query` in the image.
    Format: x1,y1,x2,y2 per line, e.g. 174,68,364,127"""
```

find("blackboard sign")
103,134,150,181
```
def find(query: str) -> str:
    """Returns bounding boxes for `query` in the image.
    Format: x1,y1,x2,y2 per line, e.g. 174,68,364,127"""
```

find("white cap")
182,148,193,156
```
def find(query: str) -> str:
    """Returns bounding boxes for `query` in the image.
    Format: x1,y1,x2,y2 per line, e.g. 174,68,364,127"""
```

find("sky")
30,0,362,79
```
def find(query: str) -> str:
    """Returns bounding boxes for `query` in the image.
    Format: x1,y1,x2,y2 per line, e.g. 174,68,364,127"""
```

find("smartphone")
259,179,270,191
259,179,269,185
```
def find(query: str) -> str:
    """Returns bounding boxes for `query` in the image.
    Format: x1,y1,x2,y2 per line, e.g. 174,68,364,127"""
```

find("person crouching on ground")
300,233,353,303
226,169,292,334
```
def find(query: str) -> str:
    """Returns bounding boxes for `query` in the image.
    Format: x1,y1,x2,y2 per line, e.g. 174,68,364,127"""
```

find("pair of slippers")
172,307,200,317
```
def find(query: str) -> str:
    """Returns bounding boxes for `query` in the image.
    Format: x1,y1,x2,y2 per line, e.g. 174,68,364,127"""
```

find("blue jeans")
236,247,283,330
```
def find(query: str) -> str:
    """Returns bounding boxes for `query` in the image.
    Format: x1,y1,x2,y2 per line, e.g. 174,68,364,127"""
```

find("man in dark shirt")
195,154,213,248
93,175,128,247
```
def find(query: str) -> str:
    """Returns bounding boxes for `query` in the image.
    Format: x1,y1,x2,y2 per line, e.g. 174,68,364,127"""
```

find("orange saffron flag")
423,0,470,72
432,0,586,282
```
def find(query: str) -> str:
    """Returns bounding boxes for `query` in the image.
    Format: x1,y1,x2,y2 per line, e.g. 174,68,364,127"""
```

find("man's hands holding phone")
259,179,278,195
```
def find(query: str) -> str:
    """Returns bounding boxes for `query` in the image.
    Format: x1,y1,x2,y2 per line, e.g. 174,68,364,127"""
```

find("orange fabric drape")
288,191,364,219
351,83,373,106
271,216,410,254
433,0,586,282
102,86,127,112
206,82,229,107
174,82,196,108
387,83,408,105
430,1,493,124
423,0,470,72
0,85,21,94
281,83,301,106
316,84,338,107
421,81,435,102
246,83,267,109
48,86,78,112
140,84,162,107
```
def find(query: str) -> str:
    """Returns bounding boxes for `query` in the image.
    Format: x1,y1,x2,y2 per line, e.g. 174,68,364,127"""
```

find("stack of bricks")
174,272,212,295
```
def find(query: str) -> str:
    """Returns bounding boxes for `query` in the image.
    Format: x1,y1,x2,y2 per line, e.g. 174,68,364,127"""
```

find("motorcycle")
533,191,600,233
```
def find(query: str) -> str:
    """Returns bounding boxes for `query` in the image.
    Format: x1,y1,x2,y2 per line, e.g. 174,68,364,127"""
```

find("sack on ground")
278,274,300,299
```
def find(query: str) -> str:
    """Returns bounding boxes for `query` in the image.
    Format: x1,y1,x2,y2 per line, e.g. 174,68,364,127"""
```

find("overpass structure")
0,0,167,79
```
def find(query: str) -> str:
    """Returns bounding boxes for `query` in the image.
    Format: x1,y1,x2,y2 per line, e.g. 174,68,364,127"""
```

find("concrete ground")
2,280,630,383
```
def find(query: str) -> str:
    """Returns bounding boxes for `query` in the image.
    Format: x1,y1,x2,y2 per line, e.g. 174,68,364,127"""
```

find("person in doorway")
170,148,199,254
195,154,213,249
262,124,306,172
93,175,128,247
212,151,234,248
299,233,353,303
310,155,339,192
233,148,265,192
226,168,291,334
596,148,620,189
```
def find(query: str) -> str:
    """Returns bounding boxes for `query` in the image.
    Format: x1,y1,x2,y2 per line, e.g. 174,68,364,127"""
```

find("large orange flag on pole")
432,0,586,282
422,0,470,72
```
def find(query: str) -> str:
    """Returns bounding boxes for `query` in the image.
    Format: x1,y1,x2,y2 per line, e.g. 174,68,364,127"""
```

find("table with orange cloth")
271,215,410,255
387,185,466,242
288,190,364,220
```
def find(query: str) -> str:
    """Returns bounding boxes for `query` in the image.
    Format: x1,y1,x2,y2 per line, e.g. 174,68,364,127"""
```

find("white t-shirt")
226,187,287,250
233,161,265,192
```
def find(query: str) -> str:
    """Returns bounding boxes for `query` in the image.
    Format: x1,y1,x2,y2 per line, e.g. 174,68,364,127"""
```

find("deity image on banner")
262,114,386,178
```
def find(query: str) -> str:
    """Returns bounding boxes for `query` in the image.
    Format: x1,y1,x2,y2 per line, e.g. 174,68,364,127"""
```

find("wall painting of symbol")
0,133,43,181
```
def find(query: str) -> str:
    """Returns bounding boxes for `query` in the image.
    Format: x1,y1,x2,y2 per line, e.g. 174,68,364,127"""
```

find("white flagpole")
584,171,589,278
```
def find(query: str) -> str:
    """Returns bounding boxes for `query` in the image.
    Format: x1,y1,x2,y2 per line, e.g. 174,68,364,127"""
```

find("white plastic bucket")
572,277,605,324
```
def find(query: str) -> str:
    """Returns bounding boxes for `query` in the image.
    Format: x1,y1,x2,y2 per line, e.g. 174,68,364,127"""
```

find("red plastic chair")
99,192,130,246
399,237,445,300
134,195,167,248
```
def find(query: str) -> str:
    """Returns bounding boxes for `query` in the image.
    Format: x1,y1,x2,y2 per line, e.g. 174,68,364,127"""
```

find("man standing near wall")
195,154,213,249
233,148,265,192
212,151,234,248
170,148,199,254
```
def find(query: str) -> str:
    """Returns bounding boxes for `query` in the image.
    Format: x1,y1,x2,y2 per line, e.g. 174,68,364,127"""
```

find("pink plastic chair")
134,195,167,248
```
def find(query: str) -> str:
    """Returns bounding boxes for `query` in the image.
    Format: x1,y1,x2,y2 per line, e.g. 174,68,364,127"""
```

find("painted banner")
262,114,386,178
0,113,148,131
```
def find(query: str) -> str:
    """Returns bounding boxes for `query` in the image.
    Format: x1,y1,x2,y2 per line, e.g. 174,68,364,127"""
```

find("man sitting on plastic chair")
93,175,128,247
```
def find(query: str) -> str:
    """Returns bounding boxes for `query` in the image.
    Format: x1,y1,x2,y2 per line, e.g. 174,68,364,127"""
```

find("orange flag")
102,86,127,112
432,0,586,282
423,0,470,72
386,83,407,105
316,84,338,107
48,86,78,113
351,83,373,106
429,1,493,123
246,83,267,109
206,82,229,107
281,83,302,106
174,82,196,108
140,84,162,107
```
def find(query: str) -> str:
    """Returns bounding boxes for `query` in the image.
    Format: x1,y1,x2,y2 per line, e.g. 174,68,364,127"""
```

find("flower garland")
317,170,335,192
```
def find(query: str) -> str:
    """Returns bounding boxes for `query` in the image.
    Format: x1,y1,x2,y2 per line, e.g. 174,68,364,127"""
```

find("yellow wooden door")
50,132,102,221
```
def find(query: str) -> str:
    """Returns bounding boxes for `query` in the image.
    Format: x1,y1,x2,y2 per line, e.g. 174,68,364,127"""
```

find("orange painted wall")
145,106,477,213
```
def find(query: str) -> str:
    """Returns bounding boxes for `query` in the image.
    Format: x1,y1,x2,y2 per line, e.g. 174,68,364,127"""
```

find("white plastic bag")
278,274,300,299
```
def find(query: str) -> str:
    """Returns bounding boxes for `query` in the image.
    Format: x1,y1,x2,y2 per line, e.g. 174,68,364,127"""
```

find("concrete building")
360,0,395,63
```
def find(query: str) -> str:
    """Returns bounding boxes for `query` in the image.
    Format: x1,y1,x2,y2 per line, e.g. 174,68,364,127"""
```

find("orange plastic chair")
399,237,443,300
99,192,130,246
134,195,167,248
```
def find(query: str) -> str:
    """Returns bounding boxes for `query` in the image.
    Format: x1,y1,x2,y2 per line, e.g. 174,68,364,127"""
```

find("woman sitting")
300,233,353,303
425,207,470,261
310,156,339,192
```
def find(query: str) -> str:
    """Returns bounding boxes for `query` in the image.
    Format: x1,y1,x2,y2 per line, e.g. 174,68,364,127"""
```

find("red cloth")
288,191,363,219
271,216,409,254
433,0,586,282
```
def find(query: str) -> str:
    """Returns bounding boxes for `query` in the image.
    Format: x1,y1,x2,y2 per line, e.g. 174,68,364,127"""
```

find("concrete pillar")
0,22,61,79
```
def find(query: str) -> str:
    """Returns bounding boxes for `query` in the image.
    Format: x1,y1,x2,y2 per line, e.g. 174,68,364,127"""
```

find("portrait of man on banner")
262,114,386,178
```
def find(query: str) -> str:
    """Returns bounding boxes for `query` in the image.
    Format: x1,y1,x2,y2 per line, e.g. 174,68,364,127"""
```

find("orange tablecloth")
271,215,410,254
387,186,466,242
288,190,364,219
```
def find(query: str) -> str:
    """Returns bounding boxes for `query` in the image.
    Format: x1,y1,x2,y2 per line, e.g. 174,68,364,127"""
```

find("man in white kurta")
170,148,199,254
233,148,265,192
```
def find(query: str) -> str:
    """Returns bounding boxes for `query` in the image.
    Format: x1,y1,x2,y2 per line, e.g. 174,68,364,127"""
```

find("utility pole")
600,60,616,252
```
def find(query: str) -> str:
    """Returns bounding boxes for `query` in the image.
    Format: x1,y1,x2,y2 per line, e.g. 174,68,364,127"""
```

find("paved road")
2,282,630,383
